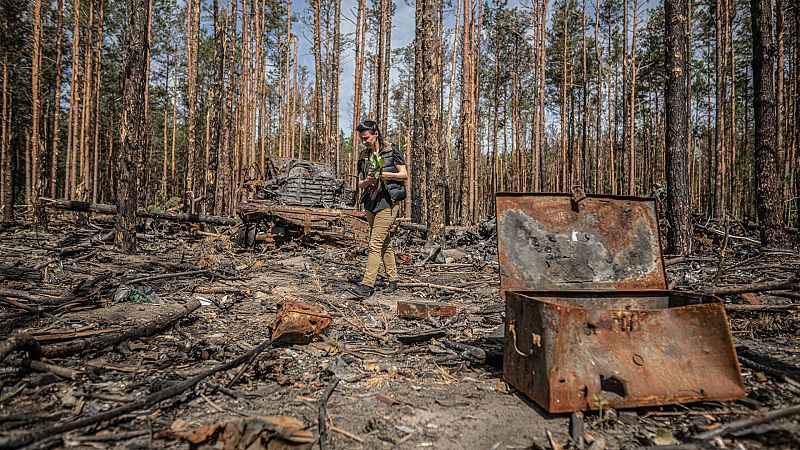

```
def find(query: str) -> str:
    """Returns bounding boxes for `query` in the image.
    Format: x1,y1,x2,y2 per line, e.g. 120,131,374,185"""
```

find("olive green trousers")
362,203,400,287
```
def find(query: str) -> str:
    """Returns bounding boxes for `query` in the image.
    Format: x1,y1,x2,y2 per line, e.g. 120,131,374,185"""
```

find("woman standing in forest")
349,120,408,298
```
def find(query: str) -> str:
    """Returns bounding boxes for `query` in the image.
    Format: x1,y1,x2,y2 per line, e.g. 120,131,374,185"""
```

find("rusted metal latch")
508,320,541,357
571,186,587,211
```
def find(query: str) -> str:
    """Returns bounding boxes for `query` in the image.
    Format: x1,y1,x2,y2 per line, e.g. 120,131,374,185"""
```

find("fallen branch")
710,276,799,296
769,290,800,300
20,358,83,380
329,425,365,443
693,404,800,440
694,223,761,244
41,299,200,358
126,269,210,285
0,288,55,305
318,376,340,450
725,303,799,312
399,282,473,294
43,199,238,226
0,338,273,449
0,335,41,361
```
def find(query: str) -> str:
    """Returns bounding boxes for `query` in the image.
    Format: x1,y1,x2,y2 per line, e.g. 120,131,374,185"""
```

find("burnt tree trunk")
418,0,443,241
116,0,149,253
664,0,692,255
750,0,785,246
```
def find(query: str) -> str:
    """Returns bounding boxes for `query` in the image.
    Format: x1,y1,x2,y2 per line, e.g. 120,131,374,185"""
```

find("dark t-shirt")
358,145,406,213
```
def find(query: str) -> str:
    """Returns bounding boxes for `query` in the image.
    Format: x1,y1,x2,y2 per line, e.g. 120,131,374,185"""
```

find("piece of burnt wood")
19,358,84,380
0,265,42,283
725,303,799,312
396,300,457,320
40,298,201,358
769,290,800,300
43,199,238,226
0,335,42,361
693,403,800,440
0,338,273,449
711,275,799,296
318,376,340,450
398,282,474,294
0,288,56,305
194,286,251,296
126,269,210,285
396,329,447,345
441,339,486,363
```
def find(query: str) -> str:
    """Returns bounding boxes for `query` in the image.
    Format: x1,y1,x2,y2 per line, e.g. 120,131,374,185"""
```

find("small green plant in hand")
367,154,386,200
369,154,385,178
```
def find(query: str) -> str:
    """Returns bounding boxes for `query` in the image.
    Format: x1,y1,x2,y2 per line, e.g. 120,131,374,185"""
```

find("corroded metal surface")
503,291,744,412
271,301,332,344
498,193,744,412
496,193,667,297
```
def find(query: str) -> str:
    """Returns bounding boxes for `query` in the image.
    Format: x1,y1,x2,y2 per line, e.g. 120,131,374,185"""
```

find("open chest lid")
496,192,667,297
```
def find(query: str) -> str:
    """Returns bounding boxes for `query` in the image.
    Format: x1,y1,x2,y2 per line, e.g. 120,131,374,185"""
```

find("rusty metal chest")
497,193,744,413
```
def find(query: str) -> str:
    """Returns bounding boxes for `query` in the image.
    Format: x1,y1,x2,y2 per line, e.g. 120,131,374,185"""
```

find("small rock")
395,425,415,435
652,428,678,446
618,410,638,425
604,407,618,422
754,371,769,383
587,436,606,450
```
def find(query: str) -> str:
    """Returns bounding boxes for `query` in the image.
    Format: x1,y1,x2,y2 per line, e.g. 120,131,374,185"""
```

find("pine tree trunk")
116,0,149,253
581,0,588,189
162,49,169,203
382,1,392,131
351,0,366,195
560,0,569,192
622,0,629,194
419,0,444,241
714,0,727,219
331,0,341,174
49,0,65,199
312,0,326,164
31,0,43,205
77,0,94,201
412,0,427,224
629,0,637,195
664,0,692,255
750,0,785,245
184,0,200,212
66,0,81,199
1,37,11,221
91,0,104,205
457,0,470,224
775,0,786,215
207,0,224,215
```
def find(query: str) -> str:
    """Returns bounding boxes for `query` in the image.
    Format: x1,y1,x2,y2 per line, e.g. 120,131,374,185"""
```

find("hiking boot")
384,281,398,294
347,273,362,284
349,284,374,298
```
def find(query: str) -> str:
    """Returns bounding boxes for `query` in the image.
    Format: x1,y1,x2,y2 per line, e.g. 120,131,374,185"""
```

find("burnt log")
43,199,238,226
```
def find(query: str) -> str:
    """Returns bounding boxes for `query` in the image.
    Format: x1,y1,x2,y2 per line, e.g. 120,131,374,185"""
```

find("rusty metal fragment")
397,300,457,320
271,301,332,344
497,193,745,413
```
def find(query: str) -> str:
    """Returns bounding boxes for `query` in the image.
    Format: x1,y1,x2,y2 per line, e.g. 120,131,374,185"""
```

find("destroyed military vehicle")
237,157,370,246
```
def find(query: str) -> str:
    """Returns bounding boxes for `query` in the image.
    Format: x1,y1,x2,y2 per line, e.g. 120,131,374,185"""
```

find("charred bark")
664,0,692,255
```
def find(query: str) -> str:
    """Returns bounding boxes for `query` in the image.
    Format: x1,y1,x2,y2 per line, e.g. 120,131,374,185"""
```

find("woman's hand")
359,174,379,190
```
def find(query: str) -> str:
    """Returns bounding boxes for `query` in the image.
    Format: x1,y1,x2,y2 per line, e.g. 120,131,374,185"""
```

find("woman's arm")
382,164,408,181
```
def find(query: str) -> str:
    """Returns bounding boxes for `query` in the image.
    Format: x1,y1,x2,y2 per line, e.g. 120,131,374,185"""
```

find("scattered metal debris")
396,300,457,320
271,301,333,344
